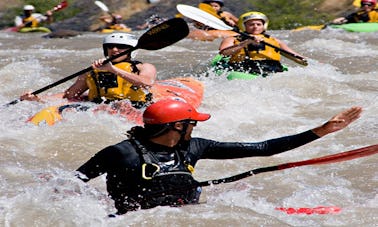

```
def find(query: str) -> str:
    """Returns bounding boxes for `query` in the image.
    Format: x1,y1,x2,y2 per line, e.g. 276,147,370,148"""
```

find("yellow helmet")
237,11,269,32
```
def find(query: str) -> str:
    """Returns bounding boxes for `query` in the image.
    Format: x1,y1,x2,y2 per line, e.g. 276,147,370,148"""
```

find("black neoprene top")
76,129,319,213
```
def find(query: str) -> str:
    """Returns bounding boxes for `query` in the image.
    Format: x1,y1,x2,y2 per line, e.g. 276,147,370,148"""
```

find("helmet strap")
171,122,190,143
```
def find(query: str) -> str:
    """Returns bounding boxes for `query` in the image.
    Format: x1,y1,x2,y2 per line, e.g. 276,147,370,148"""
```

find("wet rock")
42,29,82,38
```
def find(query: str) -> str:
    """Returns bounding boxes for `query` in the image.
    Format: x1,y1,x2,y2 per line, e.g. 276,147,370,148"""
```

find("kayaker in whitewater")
190,0,237,31
200,0,238,27
14,5,53,32
21,33,157,109
136,14,167,30
332,0,378,24
75,99,362,215
218,11,307,76
99,13,131,32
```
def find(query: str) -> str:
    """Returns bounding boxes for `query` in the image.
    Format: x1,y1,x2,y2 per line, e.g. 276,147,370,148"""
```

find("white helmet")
23,5,35,11
102,33,138,57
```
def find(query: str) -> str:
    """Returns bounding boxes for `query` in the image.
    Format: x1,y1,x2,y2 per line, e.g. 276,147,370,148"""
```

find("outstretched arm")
202,106,363,159
312,106,362,137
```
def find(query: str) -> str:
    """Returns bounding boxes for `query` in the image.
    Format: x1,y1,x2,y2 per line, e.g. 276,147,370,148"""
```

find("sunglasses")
361,2,373,6
187,120,197,126
105,44,131,49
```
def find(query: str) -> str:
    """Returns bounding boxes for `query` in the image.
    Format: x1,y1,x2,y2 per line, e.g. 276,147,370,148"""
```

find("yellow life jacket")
368,10,378,22
22,15,38,28
229,34,281,63
86,61,149,103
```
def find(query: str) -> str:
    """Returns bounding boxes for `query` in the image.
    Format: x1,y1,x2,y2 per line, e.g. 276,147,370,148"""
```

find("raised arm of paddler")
311,106,362,137
92,59,156,87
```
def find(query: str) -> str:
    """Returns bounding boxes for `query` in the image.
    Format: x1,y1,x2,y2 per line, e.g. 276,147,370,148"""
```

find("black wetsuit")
344,11,370,23
76,130,319,214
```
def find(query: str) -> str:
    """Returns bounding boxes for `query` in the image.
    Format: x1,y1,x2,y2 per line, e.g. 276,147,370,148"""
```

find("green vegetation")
0,0,339,30
246,0,334,29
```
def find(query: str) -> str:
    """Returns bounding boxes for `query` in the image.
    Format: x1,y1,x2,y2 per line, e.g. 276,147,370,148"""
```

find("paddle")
5,18,189,106
293,0,378,32
94,1,118,32
198,144,378,186
94,0,110,13
292,24,327,31
94,0,114,18
176,4,308,66
22,0,68,29
142,144,378,199
198,3,221,19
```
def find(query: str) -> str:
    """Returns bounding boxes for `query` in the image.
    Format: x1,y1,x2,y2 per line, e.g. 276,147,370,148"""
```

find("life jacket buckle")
142,163,160,180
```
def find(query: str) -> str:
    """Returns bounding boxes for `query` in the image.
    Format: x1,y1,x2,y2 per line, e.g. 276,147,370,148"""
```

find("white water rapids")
0,28,377,226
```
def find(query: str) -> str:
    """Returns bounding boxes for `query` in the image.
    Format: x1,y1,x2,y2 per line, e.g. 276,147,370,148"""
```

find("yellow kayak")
19,27,52,33
101,27,132,33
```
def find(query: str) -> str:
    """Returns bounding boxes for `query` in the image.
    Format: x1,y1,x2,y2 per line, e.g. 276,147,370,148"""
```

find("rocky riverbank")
0,0,354,32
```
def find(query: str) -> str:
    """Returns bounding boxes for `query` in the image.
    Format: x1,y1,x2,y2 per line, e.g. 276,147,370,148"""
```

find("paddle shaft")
5,18,189,106
141,144,377,198
176,4,307,65
34,50,132,95
198,144,378,187
4,49,133,106
235,30,308,66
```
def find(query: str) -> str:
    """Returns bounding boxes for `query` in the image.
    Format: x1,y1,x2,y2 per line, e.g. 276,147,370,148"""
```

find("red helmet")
361,0,376,5
143,99,211,124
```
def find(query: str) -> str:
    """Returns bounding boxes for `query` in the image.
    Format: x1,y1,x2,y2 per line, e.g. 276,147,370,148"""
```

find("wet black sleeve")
76,146,119,181
344,12,367,23
76,140,140,182
199,130,320,159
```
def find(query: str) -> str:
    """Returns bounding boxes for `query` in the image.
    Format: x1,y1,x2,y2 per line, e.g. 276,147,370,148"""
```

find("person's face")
244,19,265,35
183,121,197,141
361,1,375,11
209,2,221,12
24,10,33,16
105,43,131,62
175,121,197,141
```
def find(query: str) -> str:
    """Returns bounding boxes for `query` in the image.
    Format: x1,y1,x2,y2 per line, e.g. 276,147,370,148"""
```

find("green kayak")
329,23,378,32
210,54,288,80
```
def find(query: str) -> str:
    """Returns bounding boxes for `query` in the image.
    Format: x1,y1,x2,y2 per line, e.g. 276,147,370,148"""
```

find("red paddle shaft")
199,144,378,186
277,144,378,170
52,1,68,12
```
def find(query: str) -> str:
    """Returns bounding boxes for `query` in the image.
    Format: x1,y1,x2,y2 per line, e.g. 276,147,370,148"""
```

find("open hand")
313,106,362,137
20,92,42,102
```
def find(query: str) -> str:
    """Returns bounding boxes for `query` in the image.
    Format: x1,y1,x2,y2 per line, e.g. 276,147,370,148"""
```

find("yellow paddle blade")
27,106,62,126
198,3,221,19
292,24,326,31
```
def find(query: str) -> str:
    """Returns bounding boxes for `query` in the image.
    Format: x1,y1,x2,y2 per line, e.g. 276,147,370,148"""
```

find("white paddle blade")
176,4,233,31
94,0,109,12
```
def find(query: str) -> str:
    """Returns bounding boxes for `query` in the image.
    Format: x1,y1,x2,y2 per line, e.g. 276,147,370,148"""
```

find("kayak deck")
28,77,204,126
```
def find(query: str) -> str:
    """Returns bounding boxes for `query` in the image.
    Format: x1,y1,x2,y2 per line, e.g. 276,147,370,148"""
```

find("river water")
0,27,377,226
